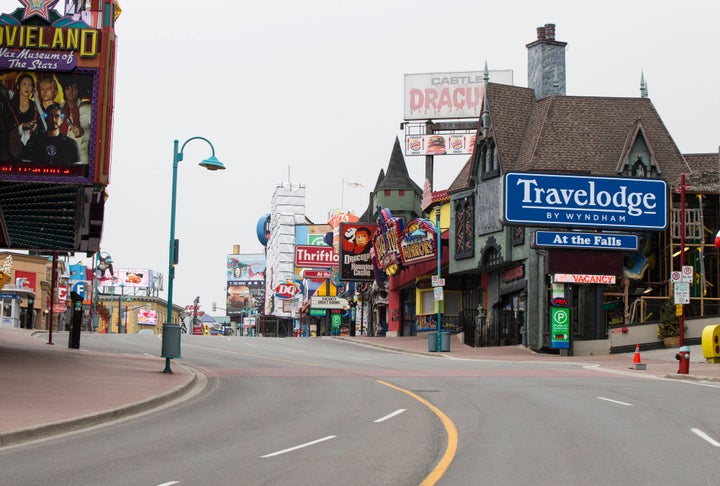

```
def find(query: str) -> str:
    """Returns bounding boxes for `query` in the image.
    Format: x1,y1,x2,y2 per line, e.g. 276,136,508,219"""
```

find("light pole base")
163,357,173,374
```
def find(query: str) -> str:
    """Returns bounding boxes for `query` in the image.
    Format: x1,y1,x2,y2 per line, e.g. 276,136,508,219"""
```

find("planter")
663,336,680,348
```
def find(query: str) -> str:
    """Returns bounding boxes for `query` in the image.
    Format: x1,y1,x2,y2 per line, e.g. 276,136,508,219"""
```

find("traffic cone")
630,344,646,370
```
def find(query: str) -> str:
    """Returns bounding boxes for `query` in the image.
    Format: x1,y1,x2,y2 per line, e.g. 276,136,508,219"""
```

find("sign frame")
504,172,668,231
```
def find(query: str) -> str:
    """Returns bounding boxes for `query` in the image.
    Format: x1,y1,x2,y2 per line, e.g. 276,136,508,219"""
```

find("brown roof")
485,82,691,183
685,153,719,173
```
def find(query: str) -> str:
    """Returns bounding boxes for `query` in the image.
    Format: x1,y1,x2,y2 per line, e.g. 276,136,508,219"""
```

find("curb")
0,365,198,448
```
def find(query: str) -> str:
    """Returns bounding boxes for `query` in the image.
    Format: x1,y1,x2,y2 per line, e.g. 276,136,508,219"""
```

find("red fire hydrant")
675,345,690,374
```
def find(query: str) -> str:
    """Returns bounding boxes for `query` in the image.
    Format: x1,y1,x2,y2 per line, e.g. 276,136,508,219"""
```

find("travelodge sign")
504,173,668,230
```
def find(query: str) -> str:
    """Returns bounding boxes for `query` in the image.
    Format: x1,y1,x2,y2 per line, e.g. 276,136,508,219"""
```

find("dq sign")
274,281,301,300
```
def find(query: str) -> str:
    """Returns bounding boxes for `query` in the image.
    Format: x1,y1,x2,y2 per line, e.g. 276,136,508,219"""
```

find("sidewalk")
0,328,196,448
2,329,719,449
333,334,720,382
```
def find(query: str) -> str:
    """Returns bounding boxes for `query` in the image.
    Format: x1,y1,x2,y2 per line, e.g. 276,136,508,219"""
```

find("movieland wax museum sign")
504,173,668,231
0,1,118,185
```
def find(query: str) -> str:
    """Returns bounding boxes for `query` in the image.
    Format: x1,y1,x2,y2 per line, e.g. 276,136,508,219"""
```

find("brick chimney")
526,23,567,99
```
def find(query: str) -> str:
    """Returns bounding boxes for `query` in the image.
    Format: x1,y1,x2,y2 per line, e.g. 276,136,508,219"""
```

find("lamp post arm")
179,136,217,159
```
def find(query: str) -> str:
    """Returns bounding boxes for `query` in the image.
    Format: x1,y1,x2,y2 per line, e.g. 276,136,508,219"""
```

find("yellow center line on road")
183,342,320,367
377,380,457,486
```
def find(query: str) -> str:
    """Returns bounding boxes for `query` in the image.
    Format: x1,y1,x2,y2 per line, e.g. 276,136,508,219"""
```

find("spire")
640,71,648,98
376,138,421,194
481,61,491,138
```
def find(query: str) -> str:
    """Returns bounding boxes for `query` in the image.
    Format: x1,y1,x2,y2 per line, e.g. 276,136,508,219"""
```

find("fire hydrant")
675,345,691,374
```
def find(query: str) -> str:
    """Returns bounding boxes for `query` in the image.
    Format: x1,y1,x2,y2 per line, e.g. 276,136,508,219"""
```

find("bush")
657,300,680,338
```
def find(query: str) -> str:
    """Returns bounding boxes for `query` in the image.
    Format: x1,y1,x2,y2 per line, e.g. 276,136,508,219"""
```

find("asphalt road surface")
1,334,719,485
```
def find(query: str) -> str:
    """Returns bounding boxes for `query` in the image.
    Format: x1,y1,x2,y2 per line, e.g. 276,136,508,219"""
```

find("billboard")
96,268,154,288
503,172,668,231
0,70,96,178
0,5,115,185
227,253,266,286
226,253,265,317
137,309,157,325
403,70,513,120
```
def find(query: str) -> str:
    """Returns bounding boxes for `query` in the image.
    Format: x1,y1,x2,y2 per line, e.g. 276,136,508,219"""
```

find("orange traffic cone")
630,344,646,370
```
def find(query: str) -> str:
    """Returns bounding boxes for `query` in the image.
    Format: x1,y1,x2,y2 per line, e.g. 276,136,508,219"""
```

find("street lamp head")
199,155,225,171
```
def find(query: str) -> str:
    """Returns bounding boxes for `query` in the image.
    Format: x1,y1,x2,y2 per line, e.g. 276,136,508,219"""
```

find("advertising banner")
504,172,668,230
339,222,375,282
137,309,157,325
405,133,476,157
403,70,513,120
227,254,266,287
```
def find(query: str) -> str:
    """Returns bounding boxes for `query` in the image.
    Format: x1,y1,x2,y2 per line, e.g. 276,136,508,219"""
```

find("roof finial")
482,61,490,138
640,71,648,98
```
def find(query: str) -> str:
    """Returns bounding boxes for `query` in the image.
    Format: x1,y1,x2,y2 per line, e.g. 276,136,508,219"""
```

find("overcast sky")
12,0,717,313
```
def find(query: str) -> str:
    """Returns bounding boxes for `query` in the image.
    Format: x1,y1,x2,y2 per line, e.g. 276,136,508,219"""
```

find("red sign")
57,286,67,305
304,270,331,280
295,245,338,268
274,281,301,299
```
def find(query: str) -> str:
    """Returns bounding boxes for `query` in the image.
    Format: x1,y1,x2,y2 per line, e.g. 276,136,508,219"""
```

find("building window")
480,139,499,180
455,196,474,259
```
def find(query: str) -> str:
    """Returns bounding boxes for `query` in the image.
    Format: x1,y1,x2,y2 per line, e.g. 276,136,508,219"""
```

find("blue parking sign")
72,282,85,299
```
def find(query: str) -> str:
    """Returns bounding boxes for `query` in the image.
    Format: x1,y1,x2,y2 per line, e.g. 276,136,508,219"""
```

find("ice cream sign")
274,280,301,299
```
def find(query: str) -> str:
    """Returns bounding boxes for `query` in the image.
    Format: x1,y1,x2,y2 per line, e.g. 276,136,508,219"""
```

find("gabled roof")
485,82,691,183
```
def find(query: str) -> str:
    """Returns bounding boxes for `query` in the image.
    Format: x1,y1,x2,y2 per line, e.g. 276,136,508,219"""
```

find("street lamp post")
162,137,225,373
435,206,442,352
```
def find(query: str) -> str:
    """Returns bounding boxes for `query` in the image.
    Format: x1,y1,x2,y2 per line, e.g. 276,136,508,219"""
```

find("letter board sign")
504,173,667,231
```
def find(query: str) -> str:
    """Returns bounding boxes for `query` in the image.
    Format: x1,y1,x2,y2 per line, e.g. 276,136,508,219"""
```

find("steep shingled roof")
485,82,691,183
376,137,422,194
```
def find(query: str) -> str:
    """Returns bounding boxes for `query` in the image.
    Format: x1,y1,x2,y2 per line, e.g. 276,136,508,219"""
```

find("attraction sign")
399,218,436,265
504,173,668,231
371,207,403,276
339,222,375,282
403,70,513,120
0,1,119,252
0,1,118,185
